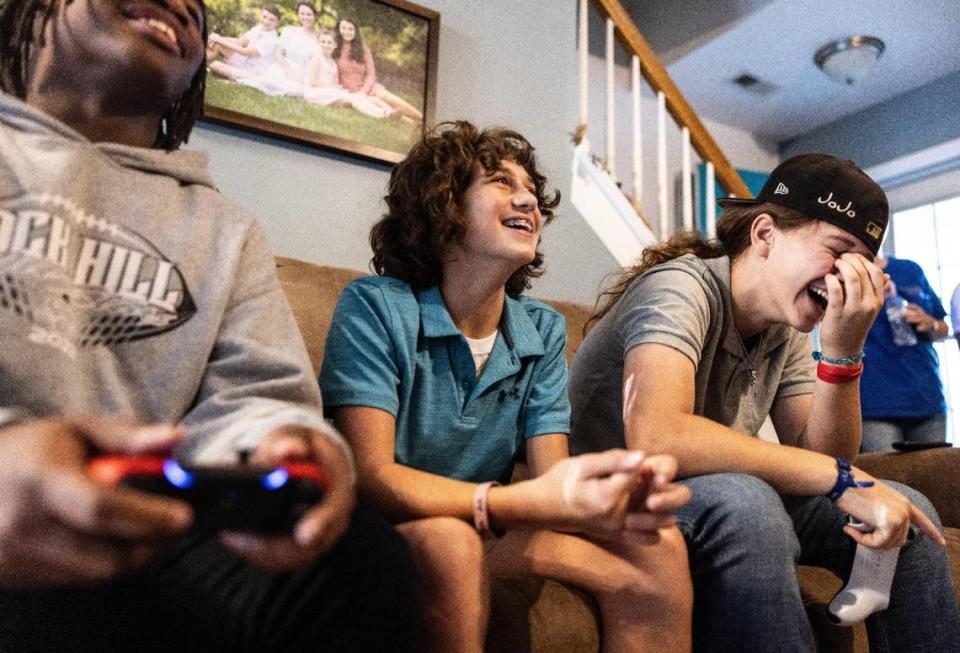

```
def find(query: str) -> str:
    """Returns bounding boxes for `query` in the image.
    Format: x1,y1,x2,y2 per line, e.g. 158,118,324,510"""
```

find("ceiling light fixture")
814,36,885,85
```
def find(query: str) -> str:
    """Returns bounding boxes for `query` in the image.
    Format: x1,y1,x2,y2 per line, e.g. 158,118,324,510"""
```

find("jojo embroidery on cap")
817,192,856,218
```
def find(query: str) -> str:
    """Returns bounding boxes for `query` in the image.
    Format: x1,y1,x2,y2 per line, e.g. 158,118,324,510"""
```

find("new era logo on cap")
716,153,889,254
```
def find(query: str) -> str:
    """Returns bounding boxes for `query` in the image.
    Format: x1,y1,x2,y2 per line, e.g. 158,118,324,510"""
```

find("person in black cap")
568,153,960,651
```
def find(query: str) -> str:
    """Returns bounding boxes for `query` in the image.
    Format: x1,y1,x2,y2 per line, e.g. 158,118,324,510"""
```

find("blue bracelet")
826,457,875,502
812,351,865,365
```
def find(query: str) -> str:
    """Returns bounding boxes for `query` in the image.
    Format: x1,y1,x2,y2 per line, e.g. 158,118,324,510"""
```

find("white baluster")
579,0,588,128
606,18,616,178
682,127,692,231
706,162,717,239
631,55,642,204
657,91,668,239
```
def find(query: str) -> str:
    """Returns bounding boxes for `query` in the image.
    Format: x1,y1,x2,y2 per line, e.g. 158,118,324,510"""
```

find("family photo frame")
202,0,440,164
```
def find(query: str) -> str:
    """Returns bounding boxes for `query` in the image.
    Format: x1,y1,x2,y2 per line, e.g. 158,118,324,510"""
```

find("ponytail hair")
587,202,813,330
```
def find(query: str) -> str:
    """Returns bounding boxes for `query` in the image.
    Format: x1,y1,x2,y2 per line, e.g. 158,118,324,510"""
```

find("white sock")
827,542,899,626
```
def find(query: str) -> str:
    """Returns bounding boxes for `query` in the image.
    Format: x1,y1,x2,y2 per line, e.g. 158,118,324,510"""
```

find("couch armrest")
855,448,960,529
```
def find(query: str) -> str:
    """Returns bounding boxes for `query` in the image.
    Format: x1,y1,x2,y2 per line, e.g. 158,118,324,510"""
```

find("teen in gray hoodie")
0,1,418,650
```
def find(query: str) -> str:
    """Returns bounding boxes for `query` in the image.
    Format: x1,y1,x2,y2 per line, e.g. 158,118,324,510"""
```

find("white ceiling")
660,0,960,141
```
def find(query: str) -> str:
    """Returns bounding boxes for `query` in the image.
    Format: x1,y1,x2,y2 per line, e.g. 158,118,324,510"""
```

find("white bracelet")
0,407,32,429
472,481,501,536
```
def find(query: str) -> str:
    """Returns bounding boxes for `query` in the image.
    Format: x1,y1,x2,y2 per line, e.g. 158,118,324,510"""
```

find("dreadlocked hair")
0,0,207,151
587,202,813,330
370,120,561,296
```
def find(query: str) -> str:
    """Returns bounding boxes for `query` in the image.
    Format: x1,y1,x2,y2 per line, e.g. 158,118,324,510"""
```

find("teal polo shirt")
319,276,571,484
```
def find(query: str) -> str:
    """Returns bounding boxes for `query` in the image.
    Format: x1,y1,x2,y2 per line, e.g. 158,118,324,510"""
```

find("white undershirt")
464,331,498,377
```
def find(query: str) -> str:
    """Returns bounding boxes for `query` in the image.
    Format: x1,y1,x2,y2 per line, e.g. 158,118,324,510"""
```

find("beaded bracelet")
812,351,865,365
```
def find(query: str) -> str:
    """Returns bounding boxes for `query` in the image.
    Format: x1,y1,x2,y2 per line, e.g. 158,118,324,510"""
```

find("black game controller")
89,456,328,534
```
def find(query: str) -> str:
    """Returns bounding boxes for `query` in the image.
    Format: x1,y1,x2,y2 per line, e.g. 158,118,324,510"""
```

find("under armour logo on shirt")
498,387,520,402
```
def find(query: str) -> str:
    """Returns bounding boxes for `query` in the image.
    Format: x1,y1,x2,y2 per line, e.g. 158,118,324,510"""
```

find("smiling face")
259,8,280,32
32,0,205,110
297,4,316,29
452,159,543,271
762,218,873,332
318,32,336,56
338,20,356,42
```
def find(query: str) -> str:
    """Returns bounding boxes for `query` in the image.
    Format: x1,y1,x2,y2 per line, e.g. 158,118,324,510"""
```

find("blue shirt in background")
860,257,946,418
319,276,571,484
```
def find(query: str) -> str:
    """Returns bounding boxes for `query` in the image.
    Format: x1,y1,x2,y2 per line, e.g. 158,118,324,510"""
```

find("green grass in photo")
205,77,420,155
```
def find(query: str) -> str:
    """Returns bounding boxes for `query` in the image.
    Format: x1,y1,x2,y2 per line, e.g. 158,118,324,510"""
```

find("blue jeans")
675,473,960,652
861,413,947,452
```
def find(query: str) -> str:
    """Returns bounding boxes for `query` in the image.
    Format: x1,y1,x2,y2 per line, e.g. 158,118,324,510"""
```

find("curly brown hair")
370,121,561,296
588,202,813,329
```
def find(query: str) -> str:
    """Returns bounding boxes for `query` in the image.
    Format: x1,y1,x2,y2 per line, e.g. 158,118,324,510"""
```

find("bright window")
891,196,960,444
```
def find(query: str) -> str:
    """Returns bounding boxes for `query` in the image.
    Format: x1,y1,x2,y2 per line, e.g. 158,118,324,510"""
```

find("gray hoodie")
0,92,350,467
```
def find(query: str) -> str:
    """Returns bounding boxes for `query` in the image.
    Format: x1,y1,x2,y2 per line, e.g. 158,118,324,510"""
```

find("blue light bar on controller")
263,468,289,490
163,459,195,489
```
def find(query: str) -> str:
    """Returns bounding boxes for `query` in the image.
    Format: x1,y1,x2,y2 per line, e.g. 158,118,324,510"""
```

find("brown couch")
276,256,960,653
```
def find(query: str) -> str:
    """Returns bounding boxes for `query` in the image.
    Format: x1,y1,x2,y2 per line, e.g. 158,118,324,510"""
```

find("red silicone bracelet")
817,361,863,383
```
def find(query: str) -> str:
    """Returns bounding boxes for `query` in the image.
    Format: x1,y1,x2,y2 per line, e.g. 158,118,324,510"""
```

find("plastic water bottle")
885,295,918,346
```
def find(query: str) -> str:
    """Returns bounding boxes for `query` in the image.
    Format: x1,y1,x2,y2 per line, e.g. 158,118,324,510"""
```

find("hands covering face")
818,253,887,358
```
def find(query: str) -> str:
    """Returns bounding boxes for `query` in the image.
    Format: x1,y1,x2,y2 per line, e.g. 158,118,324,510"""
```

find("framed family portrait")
202,0,440,164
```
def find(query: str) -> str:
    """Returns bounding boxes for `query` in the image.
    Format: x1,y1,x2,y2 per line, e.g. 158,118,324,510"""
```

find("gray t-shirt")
569,254,815,455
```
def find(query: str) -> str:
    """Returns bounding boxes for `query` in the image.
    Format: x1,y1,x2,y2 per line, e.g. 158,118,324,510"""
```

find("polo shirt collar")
702,256,790,360
501,294,546,359
417,287,462,338
416,287,546,358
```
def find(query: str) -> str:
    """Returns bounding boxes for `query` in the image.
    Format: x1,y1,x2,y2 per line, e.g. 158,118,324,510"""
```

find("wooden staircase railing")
590,0,752,201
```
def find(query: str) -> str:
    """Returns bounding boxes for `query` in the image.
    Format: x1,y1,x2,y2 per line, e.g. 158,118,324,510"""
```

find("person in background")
332,16,423,122
206,5,281,82
859,256,950,451
951,282,960,351
303,28,393,118
240,0,320,97
320,121,693,653
0,0,418,650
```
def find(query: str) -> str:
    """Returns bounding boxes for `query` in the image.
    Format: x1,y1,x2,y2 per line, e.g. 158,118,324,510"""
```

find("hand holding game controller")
89,424,353,572
828,519,900,626
87,455,330,534
0,416,191,587
218,425,356,571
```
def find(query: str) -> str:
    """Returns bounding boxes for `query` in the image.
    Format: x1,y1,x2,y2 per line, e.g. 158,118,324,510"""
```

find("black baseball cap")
718,153,889,254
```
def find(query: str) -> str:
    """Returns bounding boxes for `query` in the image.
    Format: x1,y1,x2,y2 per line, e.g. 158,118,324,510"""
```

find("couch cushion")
546,300,593,365
275,257,363,376
856,449,960,529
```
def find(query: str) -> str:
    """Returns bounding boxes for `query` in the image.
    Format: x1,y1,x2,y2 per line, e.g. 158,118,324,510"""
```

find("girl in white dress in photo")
303,29,394,119
241,0,320,97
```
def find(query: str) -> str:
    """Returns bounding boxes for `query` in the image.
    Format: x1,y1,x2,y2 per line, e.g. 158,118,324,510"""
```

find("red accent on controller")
284,461,330,490
88,455,167,486
88,456,329,489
